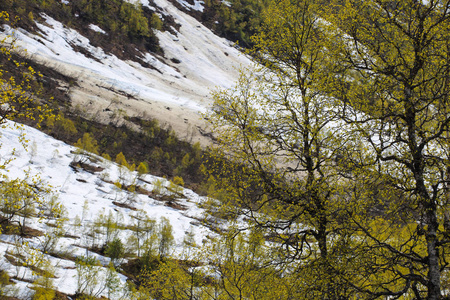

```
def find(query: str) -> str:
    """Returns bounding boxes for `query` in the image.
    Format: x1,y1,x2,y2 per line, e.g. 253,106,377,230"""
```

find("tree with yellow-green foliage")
320,1,450,299
137,162,148,179
136,259,203,300
204,228,294,300
0,11,57,236
115,151,129,169
0,12,62,297
136,227,303,300
0,173,56,236
207,0,450,299
206,0,355,297
119,1,150,39
0,12,53,127
158,217,174,259
74,132,99,163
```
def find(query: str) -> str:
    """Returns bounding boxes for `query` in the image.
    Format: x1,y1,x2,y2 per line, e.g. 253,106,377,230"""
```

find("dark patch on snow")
112,201,137,211
70,161,105,174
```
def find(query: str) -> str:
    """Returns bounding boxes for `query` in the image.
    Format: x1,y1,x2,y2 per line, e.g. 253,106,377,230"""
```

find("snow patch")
176,0,205,12
0,120,218,298
88,24,106,34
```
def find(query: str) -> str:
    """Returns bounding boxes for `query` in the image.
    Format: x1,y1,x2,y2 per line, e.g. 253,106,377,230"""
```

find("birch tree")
206,0,356,297
322,1,450,298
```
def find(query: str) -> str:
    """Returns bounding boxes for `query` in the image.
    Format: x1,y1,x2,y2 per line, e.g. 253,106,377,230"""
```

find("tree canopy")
207,0,450,299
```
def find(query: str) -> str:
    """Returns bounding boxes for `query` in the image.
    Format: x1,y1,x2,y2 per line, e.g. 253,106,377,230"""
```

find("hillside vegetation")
1,0,450,299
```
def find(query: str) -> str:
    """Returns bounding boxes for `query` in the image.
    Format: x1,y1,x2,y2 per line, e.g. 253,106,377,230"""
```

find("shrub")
105,237,125,266
74,133,99,163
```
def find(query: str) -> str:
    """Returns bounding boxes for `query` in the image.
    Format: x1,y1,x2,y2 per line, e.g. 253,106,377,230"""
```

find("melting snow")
0,120,216,297
88,24,106,34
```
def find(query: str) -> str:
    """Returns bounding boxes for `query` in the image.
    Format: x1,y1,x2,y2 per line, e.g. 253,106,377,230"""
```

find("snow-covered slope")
0,121,217,297
0,1,255,297
0,0,252,145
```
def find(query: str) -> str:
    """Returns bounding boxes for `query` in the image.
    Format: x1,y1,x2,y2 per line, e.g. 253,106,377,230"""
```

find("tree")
137,259,201,300
129,209,157,259
115,151,134,186
137,162,148,180
105,237,125,267
158,217,174,259
0,173,54,235
32,274,55,300
0,12,53,128
206,0,354,296
207,0,450,298
73,132,99,164
119,1,150,39
319,1,450,299
75,255,102,297
205,228,293,300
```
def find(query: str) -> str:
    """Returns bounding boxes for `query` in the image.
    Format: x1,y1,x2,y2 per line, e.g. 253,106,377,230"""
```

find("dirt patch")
112,201,137,211
165,200,188,211
136,185,152,196
0,219,44,237
70,161,105,174
69,42,102,63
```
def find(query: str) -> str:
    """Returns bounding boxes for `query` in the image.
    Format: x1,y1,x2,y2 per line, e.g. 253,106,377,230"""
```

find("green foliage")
206,228,292,299
75,255,101,297
115,152,131,185
70,0,160,47
115,152,129,168
0,12,54,127
32,276,55,300
119,2,150,39
158,217,174,259
41,203,68,254
137,229,298,300
206,0,450,299
1,0,163,57
50,113,77,139
150,147,164,162
202,0,268,47
137,162,148,178
97,210,121,244
0,270,15,296
150,14,163,31
0,174,54,235
105,263,121,299
164,131,177,147
0,271,9,286
75,132,99,155
105,237,125,266
101,153,111,161
207,0,339,274
129,210,157,259
169,176,184,195
137,259,205,300
74,132,99,163
181,153,194,171
31,110,207,190
152,178,164,195
11,1,450,297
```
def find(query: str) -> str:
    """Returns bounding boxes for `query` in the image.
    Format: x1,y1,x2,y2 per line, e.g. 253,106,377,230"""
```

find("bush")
105,237,125,266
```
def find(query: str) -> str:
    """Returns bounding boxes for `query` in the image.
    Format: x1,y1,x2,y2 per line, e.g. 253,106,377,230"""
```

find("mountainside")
0,0,253,146
0,120,220,298
3,0,450,299
0,1,253,297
